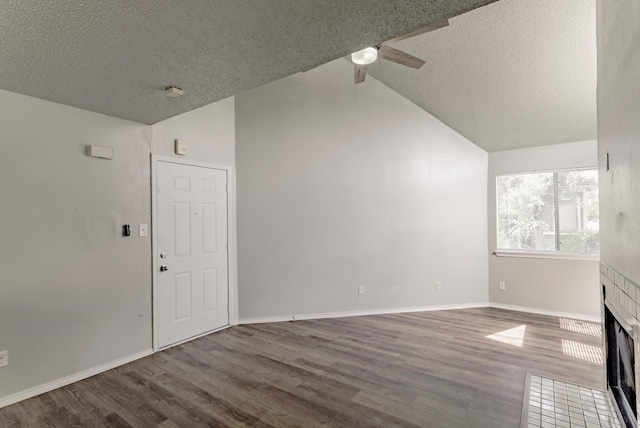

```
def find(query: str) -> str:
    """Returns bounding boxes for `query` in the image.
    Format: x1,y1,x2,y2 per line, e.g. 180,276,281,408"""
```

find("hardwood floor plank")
104,412,135,428
81,374,169,426
0,308,604,427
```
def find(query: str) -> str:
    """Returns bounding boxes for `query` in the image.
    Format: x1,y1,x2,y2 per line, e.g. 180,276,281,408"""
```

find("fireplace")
600,263,640,427
605,303,637,427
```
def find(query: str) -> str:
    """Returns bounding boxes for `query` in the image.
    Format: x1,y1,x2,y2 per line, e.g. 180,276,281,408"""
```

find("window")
497,168,599,255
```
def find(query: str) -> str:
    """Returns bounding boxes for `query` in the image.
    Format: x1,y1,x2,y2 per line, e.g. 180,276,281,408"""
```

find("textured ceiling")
367,0,597,152
0,0,496,125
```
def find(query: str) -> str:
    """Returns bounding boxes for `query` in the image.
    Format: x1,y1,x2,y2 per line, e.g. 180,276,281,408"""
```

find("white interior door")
156,160,229,349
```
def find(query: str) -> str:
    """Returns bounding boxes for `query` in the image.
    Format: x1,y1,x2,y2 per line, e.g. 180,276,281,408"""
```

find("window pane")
497,168,599,254
497,172,555,251
557,170,599,254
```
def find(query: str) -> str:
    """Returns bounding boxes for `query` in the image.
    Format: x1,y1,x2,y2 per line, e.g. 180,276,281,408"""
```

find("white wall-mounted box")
85,145,113,160
174,139,187,155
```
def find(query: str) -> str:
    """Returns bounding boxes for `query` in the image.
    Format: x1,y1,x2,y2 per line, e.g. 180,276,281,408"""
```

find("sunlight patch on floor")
559,318,602,337
486,324,526,347
561,339,604,364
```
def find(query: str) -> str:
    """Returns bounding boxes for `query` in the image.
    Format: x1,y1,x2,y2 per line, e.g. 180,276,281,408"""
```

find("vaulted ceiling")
368,0,597,152
0,0,596,152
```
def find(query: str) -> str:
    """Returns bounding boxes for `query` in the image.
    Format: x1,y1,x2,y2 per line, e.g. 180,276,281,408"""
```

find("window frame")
495,166,600,260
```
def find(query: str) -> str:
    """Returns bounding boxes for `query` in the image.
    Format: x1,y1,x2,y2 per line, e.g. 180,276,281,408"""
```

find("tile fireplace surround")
601,262,640,426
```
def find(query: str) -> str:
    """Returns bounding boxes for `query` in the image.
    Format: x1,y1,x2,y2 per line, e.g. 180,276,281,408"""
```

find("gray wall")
0,89,236,404
151,97,236,166
0,89,152,399
235,60,489,320
596,0,640,286
488,141,600,317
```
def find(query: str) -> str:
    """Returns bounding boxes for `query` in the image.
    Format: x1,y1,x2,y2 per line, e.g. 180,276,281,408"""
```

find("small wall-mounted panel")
175,139,187,156
86,145,113,160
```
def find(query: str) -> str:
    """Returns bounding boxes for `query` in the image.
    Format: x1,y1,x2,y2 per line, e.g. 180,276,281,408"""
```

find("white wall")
151,97,235,166
235,60,489,320
488,141,600,317
596,0,640,286
0,89,236,405
0,89,153,401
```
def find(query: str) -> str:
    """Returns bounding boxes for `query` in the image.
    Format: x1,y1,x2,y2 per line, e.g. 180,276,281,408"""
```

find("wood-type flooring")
0,308,605,427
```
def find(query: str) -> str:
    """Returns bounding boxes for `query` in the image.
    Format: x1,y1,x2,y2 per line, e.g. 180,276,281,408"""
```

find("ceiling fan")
350,20,449,84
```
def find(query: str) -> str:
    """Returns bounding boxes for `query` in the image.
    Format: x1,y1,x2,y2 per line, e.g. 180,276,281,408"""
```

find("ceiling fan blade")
354,64,368,84
382,20,449,45
377,45,425,69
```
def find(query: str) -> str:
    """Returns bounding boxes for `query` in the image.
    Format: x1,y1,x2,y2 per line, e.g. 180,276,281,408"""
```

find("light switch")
139,224,148,237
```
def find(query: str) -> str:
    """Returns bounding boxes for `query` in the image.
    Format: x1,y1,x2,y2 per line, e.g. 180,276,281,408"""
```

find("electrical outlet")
435,281,442,291
0,350,8,368
499,281,506,291
358,286,365,295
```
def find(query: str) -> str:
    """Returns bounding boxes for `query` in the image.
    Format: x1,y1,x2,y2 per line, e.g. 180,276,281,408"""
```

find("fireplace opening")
605,305,637,427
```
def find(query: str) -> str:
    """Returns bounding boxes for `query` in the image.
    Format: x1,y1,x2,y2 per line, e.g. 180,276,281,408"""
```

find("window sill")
493,250,600,261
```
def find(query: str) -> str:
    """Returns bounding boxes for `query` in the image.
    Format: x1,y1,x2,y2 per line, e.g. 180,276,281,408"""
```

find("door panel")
174,273,192,320
202,204,217,253
156,161,229,348
174,203,191,256
202,268,218,312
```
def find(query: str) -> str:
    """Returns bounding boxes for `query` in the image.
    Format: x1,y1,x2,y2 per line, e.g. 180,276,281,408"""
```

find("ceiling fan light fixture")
351,47,378,65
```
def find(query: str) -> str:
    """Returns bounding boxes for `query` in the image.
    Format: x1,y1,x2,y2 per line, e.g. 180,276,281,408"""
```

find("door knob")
160,265,168,272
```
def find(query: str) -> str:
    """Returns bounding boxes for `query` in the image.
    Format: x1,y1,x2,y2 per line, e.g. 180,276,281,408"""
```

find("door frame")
151,154,238,351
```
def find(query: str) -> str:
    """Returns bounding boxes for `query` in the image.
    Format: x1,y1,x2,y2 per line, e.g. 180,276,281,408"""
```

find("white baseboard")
0,349,154,409
240,302,602,325
239,302,491,325
489,302,602,323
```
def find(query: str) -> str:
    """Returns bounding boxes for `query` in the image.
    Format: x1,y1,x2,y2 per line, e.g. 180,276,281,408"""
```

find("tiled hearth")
523,374,622,428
